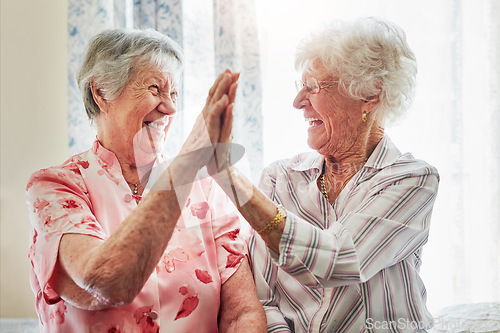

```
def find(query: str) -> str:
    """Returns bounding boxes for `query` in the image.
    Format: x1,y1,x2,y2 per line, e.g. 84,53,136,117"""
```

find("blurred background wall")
1,0,68,318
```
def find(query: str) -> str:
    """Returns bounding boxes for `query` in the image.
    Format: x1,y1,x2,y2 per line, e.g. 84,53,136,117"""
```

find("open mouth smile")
305,117,323,127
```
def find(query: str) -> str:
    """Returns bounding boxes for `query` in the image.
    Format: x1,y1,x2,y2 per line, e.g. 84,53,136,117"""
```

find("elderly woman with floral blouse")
212,17,440,332
26,28,265,332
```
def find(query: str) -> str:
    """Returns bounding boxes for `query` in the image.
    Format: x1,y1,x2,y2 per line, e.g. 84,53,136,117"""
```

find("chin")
146,139,167,156
133,133,164,166
307,135,323,152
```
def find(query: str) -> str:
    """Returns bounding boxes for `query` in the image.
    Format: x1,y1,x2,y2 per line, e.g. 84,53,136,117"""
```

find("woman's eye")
171,91,179,101
149,85,160,95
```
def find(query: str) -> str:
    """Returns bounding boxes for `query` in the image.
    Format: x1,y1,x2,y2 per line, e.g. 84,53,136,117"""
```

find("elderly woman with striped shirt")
213,17,439,332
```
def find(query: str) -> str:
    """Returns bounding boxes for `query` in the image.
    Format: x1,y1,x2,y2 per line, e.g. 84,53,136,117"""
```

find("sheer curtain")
68,0,263,180
257,0,500,314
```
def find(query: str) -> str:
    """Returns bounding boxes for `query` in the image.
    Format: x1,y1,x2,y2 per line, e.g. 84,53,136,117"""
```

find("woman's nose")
293,89,310,110
158,95,177,116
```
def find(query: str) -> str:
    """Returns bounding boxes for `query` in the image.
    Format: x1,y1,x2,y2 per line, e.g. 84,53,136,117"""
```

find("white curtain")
257,0,500,314
68,0,263,180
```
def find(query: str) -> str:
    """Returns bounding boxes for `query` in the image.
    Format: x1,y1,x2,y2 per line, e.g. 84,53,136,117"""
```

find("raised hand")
178,69,239,170
207,72,239,176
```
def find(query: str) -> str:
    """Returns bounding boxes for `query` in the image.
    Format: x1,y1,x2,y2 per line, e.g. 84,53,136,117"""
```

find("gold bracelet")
257,205,287,235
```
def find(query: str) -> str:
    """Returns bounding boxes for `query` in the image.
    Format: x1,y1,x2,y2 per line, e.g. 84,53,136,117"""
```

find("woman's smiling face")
293,61,366,157
97,66,179,165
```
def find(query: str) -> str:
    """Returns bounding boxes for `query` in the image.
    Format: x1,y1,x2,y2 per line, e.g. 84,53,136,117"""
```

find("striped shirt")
249,135,439,333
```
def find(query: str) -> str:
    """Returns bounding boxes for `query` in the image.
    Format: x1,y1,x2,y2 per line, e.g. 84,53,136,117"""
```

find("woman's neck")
321,125,384,203
96,132,154,189
325,125,383,171
120,159,154,186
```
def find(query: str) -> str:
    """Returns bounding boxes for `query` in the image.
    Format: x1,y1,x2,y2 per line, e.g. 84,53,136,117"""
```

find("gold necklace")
126,181,142,201
131,183,139,195
320,174,329,202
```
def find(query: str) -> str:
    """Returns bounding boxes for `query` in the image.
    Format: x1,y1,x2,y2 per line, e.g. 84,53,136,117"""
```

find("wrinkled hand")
206,71,239,176
178,69,239,171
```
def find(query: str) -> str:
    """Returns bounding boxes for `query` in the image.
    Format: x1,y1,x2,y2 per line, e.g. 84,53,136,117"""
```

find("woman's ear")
90,80,108,114
362,94,380,115
362,80,382,115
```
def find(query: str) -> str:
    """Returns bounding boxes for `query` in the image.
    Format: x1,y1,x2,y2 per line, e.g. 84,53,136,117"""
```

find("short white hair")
295,17,417,125
77,28,184,121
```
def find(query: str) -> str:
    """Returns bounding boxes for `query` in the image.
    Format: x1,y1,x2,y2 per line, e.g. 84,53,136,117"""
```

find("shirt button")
148,311,158,320
124,194,133,202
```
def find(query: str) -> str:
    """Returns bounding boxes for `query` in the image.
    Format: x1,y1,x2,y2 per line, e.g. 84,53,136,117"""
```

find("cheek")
318,102,340,132
322,98,359,131
130,89,157,115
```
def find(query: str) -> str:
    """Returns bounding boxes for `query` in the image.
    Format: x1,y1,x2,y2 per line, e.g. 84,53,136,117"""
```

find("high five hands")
179,69,240,174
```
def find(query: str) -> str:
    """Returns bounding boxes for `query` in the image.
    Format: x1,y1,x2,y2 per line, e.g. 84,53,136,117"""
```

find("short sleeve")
26,164,108,303
208,181,248,284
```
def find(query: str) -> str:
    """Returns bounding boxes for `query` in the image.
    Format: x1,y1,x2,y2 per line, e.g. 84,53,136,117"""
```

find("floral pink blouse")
26,140,247,333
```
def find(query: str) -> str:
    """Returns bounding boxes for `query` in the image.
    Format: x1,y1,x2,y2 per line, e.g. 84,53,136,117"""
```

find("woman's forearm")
56,155,199,308
218,258,267,332
214,167,284,254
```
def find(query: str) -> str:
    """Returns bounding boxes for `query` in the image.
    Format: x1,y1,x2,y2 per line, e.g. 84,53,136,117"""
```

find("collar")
92,139,123,173
288,134,402,176
289,151,324,174
92,139,168,178
364,134,402,170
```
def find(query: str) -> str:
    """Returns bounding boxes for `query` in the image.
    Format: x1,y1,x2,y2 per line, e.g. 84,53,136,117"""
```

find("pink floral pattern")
134,306,160,332
157,248,189,273
26,140,247,332
190,201,210,219
195,269,213,284
174,296,199,321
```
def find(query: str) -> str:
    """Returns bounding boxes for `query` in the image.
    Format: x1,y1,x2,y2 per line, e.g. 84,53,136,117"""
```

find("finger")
213,104,233,172
220,104,234,144
209,94,230,120
207,71,229,102
231,72,240,83
211,73,232,103
228,82,238,105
